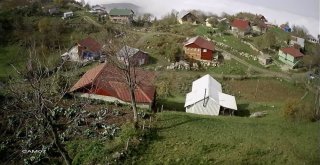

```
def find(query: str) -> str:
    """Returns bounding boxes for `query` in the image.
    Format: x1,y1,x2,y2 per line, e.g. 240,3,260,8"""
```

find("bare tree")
3,47,73,164
103,36,140,127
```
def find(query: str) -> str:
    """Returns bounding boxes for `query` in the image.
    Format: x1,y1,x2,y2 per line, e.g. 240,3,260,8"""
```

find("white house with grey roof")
185,74,237,116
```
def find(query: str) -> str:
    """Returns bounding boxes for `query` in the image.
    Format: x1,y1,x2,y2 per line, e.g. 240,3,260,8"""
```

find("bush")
156,81,171,98
283,99,317,121
118,123,141,143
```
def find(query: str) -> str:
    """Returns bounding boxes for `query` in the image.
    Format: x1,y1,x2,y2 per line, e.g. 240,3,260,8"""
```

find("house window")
203,49,207,52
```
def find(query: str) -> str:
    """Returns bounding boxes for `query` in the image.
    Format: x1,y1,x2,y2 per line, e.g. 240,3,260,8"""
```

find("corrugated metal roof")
70,63,156,104
218,92,237,110
281,47,304,58
109,8,133,16
184,36,215,50
231,19,250,31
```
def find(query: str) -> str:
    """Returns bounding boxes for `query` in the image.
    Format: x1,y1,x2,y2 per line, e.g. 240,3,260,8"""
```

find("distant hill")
102,3,141,14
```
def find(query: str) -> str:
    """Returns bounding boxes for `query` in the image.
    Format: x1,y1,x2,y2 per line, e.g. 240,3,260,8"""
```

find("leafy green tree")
207,17,218,27
292,25,309,38
264,31,276,48
217,21,228,33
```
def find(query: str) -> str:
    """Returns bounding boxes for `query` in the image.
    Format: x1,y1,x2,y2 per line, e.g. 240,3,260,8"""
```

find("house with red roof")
231,19,251,36
183,36,215,61
278,47,304,68
61,37,103,62
69,63,156,109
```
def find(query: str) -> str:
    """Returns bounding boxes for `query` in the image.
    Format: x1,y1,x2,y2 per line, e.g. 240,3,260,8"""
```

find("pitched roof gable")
109,8,134,16
70,63,156,104
281,47,304,58
78,37,102,53
117,45,140,58
69,63,106,92
231,19,250,30
184,36,214,50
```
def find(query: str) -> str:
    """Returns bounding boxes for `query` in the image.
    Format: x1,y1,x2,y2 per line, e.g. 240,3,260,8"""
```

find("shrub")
283,99,317,121
118,123,141,144
156,81,171,98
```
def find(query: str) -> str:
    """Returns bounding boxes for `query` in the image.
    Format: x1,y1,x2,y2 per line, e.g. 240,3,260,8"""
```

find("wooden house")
184,36,215,61
117,46,149,66
177,11,198,25
278,47,304,68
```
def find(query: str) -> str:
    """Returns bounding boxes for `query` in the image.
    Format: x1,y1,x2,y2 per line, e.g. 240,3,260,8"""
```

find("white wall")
186,98,220,116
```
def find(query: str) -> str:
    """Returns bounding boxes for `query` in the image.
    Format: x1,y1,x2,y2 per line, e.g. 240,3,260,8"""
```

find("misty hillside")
102,3,141,13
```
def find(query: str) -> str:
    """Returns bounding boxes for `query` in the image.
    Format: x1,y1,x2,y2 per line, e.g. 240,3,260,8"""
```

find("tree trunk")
46,115,72,165
129,86,138,127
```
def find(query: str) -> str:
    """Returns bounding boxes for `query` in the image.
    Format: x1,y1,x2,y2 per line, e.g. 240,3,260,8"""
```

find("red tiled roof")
231,19,250,31
70,63,156,104
184,36,215,50
281,47,304,58
78,37,102,53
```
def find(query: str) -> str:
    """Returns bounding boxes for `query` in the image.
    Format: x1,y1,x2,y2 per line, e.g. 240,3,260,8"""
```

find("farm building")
183,36,215,61
117,46,149,66
290,36,305,49
185,74,237,116
258,54,272,65
177,11,198,25
61,37,102,62
278,47,304,68
109,8,134,24
62,11,73,19
69,63,156,109
231,19,251,36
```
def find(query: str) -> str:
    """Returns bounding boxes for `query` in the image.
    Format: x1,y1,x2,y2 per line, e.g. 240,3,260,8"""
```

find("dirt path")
83,16,103,28
218,48,293,80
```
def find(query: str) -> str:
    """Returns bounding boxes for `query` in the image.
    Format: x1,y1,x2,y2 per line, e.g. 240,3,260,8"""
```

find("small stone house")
258,54,272,65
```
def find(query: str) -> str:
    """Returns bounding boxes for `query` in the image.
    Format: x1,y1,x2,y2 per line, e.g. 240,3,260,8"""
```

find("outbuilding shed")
184,74,237,116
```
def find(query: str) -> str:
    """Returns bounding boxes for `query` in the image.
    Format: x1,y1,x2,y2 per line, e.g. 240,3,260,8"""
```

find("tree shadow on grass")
235,103,250,117
147,56,158,65
157,99,185,112
158,117,204,131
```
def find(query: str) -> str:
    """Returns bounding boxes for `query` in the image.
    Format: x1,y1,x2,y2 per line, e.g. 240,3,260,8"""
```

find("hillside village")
0,0,319,164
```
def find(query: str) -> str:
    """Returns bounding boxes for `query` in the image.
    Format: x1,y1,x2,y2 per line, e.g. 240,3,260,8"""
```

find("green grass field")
208,59,248,75
0,45,26,80
214,34,258,55
135,111,319,164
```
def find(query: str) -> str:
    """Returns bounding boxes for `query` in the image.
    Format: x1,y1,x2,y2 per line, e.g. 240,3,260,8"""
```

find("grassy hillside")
0,45,26,80
135,111,319,164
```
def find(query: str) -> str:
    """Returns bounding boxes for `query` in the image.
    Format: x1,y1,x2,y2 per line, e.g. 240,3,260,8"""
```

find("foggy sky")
79,0,319,37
